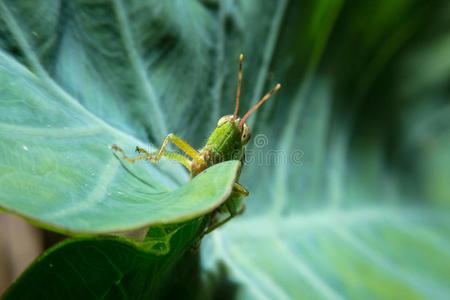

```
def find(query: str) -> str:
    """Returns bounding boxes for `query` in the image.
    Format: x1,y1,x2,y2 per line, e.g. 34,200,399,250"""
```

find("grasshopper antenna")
232,54,244,122
239,83,281,128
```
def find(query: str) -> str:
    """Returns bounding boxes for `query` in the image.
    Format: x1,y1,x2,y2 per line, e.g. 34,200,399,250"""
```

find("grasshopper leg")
113,133,202,170
153,133,204,164
192,204,246,251
198,185,247,242
203,203,246,237
233,183,249,197
191,184,247,251
135,146,192,171
112,144,193,171
112,145,150,163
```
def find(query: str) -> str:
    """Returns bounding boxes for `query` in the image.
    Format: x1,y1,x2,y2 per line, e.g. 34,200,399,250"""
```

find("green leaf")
3,217,208,299
0,1,241,233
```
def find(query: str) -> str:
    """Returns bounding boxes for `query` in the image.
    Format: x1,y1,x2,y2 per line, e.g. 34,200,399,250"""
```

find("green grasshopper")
113,54,280,239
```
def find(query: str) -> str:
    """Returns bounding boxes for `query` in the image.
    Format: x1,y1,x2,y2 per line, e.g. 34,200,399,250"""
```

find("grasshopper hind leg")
112,145,149,163
112,144,193,171
113,133,202,171
135,146,192,171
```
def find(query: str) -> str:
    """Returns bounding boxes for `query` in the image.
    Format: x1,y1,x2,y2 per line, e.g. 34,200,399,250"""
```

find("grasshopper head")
205,54,280,162
217,115,251,145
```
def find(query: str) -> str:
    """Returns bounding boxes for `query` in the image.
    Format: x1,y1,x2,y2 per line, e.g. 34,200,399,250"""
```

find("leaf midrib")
111,0,167,141
247,0,289,130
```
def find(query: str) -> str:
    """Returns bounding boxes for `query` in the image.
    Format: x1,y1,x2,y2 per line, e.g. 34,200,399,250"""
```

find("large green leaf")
0,0,241,233
1,0,450,299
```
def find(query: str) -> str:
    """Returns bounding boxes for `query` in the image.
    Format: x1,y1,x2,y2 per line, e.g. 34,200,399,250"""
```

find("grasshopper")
113,54,280,240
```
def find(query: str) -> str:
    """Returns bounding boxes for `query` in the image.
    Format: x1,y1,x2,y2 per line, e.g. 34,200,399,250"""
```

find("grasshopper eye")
241,124,251,144
217,115,233,127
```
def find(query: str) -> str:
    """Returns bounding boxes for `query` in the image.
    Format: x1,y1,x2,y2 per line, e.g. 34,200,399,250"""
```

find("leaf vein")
42,159,120,220
212,233,272,300
0,123,103,137
334,229,450,299
247,0,289,129
276,238,344,300
111,0,167,141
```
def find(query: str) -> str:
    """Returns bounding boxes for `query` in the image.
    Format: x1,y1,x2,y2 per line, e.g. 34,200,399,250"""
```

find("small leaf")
2,217,208,299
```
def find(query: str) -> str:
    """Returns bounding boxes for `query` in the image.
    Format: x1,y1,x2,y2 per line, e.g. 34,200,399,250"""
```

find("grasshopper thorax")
191,114,251,178
205,115,251,157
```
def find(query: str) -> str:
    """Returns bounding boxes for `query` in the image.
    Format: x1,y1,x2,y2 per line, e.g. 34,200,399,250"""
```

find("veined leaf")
0,1,240,233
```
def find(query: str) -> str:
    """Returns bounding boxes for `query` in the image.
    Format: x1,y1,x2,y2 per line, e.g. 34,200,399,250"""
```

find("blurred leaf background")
200,1,450,299
1,0,449,299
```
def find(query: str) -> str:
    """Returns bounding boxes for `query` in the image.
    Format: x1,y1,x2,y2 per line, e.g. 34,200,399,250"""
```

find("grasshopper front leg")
233,182,249,197
191,201,246,252
197,185,248,242
202,202,246,237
